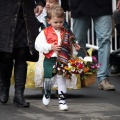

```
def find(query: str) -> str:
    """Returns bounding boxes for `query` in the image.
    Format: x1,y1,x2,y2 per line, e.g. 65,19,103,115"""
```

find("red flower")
78,63,83,69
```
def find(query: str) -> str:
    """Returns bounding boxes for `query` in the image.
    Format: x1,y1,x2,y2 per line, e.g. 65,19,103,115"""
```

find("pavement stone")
0,76,120,120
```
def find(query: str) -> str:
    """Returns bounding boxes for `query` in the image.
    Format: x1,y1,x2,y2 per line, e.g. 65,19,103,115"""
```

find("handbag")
26,47,39,62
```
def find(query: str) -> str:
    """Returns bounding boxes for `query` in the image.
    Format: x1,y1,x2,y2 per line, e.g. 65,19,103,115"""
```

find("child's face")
47,16,64,30
45,0,58,11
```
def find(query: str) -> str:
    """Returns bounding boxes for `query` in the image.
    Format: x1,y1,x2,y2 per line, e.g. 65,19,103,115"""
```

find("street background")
0,76,120,120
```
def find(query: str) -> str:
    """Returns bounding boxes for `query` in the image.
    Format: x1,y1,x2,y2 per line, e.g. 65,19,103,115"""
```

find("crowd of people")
0,0,120,111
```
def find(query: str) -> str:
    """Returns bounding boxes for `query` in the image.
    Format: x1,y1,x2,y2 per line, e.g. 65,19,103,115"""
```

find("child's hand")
51,42,61,51
74,43,80,50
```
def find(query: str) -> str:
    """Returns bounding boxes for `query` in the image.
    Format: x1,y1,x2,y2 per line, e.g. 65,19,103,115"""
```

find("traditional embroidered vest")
43,26,64,58
44,26,76,65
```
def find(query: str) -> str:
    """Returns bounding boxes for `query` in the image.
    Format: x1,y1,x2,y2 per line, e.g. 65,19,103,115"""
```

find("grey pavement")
0,76,120,120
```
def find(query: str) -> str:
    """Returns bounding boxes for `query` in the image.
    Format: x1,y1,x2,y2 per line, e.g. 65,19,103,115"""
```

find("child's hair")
47,5,65,19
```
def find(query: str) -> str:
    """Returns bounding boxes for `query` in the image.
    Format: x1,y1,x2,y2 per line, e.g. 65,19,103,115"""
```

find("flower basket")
53,48,100,89
81,73,96,87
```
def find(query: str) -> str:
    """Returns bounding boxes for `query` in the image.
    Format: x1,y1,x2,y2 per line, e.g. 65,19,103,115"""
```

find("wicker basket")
81,73,96,87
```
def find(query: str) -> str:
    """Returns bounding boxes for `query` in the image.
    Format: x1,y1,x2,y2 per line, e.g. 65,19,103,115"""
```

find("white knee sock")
56,74,67,104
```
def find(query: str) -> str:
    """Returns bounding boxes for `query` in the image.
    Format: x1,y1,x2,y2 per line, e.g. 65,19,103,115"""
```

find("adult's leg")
94,15,115,90
109,10,120,76
0,52,13,103
13,48,30,107
111,10,120,61
73,17,91,57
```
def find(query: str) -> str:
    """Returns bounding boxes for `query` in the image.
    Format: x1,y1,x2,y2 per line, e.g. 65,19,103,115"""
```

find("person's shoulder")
43,26,53,35
44,26,52,31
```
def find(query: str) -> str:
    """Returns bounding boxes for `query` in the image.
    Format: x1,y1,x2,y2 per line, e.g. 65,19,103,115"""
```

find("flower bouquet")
63,57,84,79
62,48,101,87
53,48,101,87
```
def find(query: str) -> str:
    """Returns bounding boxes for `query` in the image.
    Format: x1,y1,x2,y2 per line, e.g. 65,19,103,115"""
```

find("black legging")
0,47,27,66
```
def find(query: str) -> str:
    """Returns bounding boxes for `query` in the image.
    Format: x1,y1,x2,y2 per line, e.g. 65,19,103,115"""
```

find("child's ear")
47,18,50,24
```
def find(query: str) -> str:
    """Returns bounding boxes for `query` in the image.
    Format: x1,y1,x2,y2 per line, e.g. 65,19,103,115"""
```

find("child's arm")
35,30,62,53
51,43,61,52
35,30,51,53
74,43,80,51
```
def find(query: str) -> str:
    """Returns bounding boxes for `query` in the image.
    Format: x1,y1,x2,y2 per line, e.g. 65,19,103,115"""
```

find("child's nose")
57,23,60,26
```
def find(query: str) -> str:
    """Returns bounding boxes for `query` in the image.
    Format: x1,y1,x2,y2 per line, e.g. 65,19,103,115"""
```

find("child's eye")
49,1,54,3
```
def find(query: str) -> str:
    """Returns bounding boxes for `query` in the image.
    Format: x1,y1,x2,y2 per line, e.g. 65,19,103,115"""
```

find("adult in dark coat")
69,0,115,90
0,0,42,107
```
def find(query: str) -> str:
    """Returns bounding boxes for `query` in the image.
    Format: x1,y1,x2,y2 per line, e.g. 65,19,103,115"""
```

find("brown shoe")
98,78,115,91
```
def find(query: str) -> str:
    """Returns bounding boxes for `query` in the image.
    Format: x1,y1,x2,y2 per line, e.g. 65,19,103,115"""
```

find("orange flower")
83,67,89,73
75,58,83,63
69,59,74,63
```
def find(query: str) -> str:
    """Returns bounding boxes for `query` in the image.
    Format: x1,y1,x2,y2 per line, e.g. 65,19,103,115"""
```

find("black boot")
13,63,30,107
0,63,13,103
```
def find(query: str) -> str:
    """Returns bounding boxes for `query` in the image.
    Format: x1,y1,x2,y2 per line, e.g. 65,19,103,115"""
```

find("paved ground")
0,76,120,120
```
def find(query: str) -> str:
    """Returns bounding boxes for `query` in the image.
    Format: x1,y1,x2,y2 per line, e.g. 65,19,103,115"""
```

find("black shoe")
109,65,120,76
0,63,12,104
0,87,9,104
0,92,9,103
13,96,30,107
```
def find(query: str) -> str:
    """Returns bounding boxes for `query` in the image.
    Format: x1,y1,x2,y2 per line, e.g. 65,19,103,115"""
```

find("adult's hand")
34,5,43,17
117,0,120,11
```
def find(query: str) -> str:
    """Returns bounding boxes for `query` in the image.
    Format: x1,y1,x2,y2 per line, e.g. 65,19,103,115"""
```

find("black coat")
69,0,113,18
61,0,70,12
0,0,41,54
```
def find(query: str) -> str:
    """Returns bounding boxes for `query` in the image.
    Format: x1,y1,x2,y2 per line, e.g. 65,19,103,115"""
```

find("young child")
26,0,68,88
25,0,74,90
34,0,74,88
35,5,80,111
